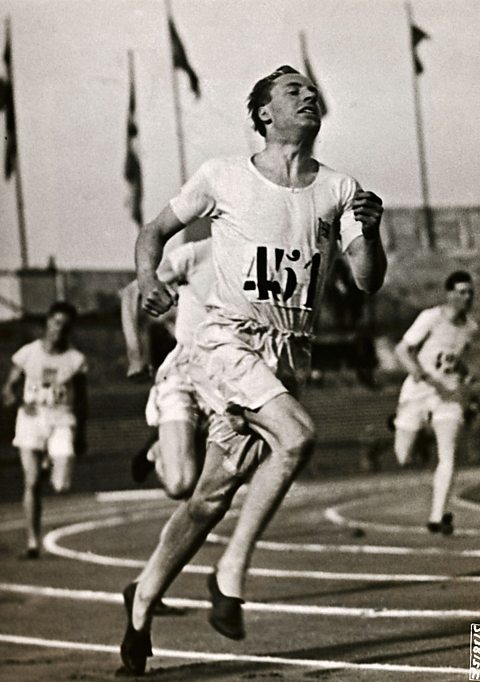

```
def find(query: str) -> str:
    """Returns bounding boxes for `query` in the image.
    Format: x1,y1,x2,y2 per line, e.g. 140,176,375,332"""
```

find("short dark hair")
247,65,300,137
444,270,473,291
47,300,78,323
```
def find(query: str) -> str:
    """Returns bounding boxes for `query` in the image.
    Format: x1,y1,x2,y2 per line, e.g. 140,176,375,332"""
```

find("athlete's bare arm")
1,363,23,407
345,190,386,294
72,372,88,455
396,339,452,399
135,205,187,317
395,339,427,382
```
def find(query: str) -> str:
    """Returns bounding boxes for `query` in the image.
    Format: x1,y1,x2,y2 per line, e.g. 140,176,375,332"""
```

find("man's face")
260,73,322,139
448,281,474,314
45,312,73,344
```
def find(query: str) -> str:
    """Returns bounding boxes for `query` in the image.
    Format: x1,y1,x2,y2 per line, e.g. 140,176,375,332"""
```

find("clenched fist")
353,190,383,240
139,277,178,317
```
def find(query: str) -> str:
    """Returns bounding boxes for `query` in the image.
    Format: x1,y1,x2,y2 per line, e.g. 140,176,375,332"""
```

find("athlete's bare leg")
394,428,418,467
50,455,74,493
19,448,43,551
130,392,314,631
132,440,244,630
134,420,201,587
150,420,199,499
215,393,314,598
429,419,462,523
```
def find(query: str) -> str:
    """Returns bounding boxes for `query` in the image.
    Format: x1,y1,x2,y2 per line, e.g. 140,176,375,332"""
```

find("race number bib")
26,368,69,407
242,244,323,310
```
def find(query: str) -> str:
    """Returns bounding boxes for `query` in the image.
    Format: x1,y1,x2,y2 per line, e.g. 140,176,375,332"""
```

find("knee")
51,479,71,494
394,444,409,467
281,420,316,470
162,468,197,500
164,479,195,500
23,473,41,492
187,488,231,524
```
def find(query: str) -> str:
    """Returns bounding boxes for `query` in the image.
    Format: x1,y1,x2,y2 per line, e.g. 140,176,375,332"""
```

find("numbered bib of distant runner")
434,351,462,376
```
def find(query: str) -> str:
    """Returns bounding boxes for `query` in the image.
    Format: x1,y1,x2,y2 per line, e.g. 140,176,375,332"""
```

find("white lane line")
43,510,480,569
451,492,480,513
325,500,480,538
323,476,480,538
2,582,480,619
95,489,167,502
0,633,468,675
0,498,167,533
208,532,480,557
40,529,480,582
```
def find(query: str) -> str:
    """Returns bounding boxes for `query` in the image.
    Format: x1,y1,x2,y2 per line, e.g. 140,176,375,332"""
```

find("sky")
0,0,479,270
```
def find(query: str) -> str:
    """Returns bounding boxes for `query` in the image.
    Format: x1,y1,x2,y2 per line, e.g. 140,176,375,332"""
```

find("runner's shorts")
395,393,464,431
188,311,312,459
145,344,200,427
13,406,76,457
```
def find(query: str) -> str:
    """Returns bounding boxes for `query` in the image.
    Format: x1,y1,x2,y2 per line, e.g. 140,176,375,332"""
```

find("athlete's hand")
139,276,178,318
424,375,457,402
1,387,19,408
353,191,383,240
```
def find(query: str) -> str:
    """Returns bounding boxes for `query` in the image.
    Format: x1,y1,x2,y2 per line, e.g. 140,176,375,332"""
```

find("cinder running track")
1,467,479,681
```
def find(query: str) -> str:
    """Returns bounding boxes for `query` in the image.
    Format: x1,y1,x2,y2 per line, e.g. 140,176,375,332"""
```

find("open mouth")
298,106,319,117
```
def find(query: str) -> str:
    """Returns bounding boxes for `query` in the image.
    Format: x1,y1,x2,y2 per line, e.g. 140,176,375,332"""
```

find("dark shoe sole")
120,583,152,675
207,571,245,641
441,512,454,536
19,548,40,560
427,513,454,536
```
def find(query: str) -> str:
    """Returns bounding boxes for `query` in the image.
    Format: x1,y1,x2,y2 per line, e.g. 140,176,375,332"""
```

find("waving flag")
410,23,429,75
0,22,16,179
168,18,200,98
124,52,143,227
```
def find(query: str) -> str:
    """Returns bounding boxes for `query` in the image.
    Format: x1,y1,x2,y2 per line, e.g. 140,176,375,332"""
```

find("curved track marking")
2,582,480,619
0,633,468,676
43,508,480,573
325,503,480,538
323,475,480,537
6,474,480,678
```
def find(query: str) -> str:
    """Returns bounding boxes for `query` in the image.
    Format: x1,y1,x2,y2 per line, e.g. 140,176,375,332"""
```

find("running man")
120,65,386,674
394,270,478,534
122,238,213,496
2,301,87,558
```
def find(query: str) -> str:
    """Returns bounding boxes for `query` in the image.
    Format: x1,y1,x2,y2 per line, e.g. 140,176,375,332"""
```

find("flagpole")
14,134,28,268
5,17,29,268
165,0,187,185
405,2,435,249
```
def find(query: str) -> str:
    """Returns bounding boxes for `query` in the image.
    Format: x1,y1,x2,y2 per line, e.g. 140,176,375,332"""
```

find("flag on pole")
124,51,143,227
410,23,429,75
168,18,200,98
0,21,16,180
299,31,328,117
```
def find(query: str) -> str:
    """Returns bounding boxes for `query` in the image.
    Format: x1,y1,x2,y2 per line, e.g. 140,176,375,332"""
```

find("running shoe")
427,513,454,536
207,571,245,640
18,547,40,560
120,582,152,675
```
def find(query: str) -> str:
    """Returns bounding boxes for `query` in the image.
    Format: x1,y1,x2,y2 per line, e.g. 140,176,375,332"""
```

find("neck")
42,337,67,354
255,137,317,187
266,129,315,158
444,304,467,324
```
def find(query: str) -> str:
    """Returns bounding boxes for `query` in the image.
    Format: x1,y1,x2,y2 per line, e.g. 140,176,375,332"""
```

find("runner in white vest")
120,65,386,675
394,270,478,534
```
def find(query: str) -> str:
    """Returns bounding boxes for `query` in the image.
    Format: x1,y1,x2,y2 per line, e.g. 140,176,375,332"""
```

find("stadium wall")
1,206,479,324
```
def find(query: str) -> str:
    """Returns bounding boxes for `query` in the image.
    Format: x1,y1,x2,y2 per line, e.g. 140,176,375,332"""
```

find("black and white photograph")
0,0,479,680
